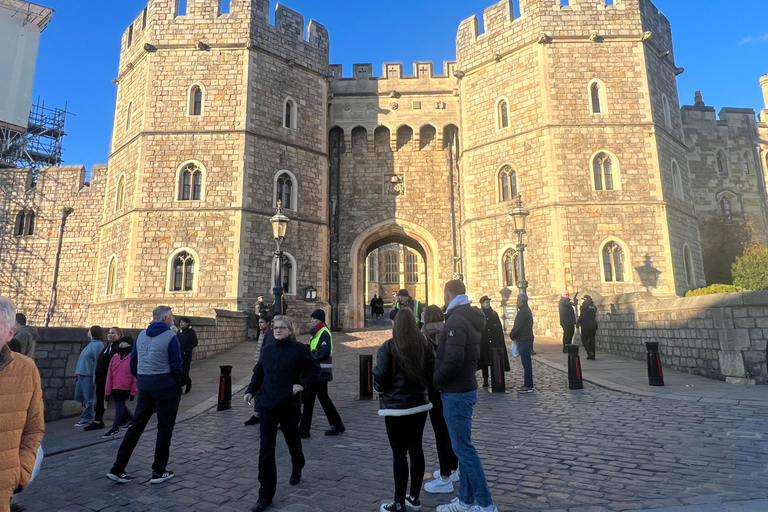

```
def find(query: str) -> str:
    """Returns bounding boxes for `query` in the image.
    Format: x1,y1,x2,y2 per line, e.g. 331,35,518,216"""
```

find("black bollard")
645,342,664,386
490,348,506,393
357,354,374,400
567,344,584,390
217,365,233,411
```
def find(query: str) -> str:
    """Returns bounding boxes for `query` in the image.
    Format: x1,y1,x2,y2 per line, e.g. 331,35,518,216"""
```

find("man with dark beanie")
299,309,345,437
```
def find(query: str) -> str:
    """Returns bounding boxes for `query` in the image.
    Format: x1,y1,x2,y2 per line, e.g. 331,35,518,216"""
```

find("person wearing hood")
477,296,509,388
85,327,123,431
103,333,137,439
577,295,599,360
106,306,183,485
12,314,37,360
509,294,535,393
299,309,345,438
74,326,105,427
433,280,498,512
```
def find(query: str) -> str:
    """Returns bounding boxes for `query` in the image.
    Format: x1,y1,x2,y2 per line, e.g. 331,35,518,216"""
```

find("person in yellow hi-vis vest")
299,309,345,437
389,289,424,324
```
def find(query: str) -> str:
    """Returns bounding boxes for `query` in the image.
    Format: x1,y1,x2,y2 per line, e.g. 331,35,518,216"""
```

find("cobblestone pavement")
21,328,768,512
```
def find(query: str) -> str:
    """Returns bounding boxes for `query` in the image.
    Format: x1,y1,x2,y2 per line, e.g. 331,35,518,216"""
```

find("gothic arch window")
443,124,459,151
283,97,298,130
742,151,753,175
25,211,34,235
720,196,733,224
274,170,298,211
592,151,619,191
271,252,297,295
396,125,413,151
662,94,672,128
125,102,133,131
375,126,391,152
115,173,126,212
384,252,399,284
106,256,117,295
716,151,728,176
419,125,436,150
168,249,196,292
601,239,628,283
367,253,378,282
14,210,34,236
405,252,419,283
501,248,519,287
14,211,25,237
498,165,518,202
683,244,695,287
189,84,204,116
671,159,683,199
589,80,607,114
495,97,510,129
176,161,205,201
352,126,368,154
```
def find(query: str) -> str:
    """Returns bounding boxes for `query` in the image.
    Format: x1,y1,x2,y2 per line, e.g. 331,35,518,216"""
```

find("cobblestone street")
22,329,768,512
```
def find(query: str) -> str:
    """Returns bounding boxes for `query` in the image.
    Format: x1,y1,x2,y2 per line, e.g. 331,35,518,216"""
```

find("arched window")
375,126,391,152
443,124,459,151
671,160,683,199
115,174,125,211
271,252,297,295
405,253,419,283
352,126,368,154
171,250,195,291
502,249,519,287
496,98,509,129
602,241,626,283
716,151,728,176
592,151,616,191
106,256,117,295
419,125,436,150
662,94,672,128
125,102,133,131
498,165,518,202
384,253,398,283
367,253,378,282
743,151,752,175
275,171,297,211
683,245,695,287
720,196,732,224
590,82,603,114
190,85,203,116
178,162,203,200
14,211,25,237
396,125,413,150
25,212,34,235
283,97,297,129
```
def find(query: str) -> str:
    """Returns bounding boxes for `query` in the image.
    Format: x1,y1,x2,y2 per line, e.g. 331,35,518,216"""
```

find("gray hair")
271,315,293,331
152,305,173,322
0,297,16,332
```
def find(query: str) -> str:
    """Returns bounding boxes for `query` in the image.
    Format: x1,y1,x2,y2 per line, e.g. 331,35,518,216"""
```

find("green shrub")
685,284,739,297
732,245,768,291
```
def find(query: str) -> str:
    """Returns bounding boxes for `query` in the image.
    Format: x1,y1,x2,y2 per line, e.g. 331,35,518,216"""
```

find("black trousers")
110,385,182,475
181,357,192,387
258,404,306,502
385,412,428,505
562,325,575,347
428,389,458,478
300,382,342,433
582,327,597,356
94,373,107,422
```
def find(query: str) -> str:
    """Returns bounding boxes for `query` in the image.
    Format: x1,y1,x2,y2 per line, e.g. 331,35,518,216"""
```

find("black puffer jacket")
509,304,534,343
374,338,434,415
434,303,486,393
95,339,123,379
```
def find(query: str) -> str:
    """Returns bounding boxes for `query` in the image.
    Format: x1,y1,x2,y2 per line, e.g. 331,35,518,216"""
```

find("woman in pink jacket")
103,334,137,439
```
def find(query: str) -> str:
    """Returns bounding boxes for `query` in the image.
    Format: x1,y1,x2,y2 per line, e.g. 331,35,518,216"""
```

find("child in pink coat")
103,336,137,438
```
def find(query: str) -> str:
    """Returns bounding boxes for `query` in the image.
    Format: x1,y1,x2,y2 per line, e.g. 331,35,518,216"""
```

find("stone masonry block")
718,351,746,378
718,328,751,351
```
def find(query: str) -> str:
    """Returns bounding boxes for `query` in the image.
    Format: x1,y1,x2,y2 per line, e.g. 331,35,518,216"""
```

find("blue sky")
30,0,768,170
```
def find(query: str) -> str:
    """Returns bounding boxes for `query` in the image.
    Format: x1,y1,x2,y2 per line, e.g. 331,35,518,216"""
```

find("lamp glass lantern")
304,285,317,301
270,201,290,244
509,195,529,234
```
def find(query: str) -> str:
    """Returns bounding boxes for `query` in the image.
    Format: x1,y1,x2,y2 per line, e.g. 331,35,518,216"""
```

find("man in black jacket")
509,294,535,393
558,291,577,354
433,280,499,512
177,318,198,394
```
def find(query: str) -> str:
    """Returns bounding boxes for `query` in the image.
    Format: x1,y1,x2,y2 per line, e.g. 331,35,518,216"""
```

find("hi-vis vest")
396,300,422,320
310,326,333,370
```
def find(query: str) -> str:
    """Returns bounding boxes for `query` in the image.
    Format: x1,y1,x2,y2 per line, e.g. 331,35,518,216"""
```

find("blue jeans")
74,375,95,422
441,390,493,508
517,339,534,389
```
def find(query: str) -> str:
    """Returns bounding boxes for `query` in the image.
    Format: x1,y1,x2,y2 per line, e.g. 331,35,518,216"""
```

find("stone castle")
2,0,768,331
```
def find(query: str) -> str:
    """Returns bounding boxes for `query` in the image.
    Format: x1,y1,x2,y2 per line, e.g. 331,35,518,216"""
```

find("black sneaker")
106,471,133,484
150,471,175,484
380,502,405,512
244,415,260,426
325,424,345,436
251,498,272,512
405,495,421,511
289,469,301,485
83,421,105,431
101,428,120,439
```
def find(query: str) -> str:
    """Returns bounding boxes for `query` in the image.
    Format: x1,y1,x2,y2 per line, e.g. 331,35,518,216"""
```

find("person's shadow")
635,254,661,294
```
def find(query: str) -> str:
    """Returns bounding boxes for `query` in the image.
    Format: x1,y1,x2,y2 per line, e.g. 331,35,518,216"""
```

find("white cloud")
740,34,768,45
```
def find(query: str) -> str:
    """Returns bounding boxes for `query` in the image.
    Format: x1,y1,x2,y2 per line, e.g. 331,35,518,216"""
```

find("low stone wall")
533,291,768,385
190,309,249,360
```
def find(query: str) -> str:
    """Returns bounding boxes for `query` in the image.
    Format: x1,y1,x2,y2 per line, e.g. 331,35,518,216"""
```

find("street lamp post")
270,201,290,316
509,195,530,297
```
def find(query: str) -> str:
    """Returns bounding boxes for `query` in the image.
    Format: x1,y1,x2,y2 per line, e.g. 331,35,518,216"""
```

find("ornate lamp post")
509,195,530,297
270,201,290,315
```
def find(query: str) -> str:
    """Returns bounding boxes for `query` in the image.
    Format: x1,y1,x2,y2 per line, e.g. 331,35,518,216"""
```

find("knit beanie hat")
310,309,326,323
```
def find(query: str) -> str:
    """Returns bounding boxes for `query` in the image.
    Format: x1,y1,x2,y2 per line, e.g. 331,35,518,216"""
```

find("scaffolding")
0,0,54,30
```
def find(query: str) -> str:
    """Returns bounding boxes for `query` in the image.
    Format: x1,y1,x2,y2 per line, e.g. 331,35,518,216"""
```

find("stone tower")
455,0,704,321
100,0,329,325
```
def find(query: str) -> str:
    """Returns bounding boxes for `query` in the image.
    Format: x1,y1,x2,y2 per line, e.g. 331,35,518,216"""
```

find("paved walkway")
19,328,768,512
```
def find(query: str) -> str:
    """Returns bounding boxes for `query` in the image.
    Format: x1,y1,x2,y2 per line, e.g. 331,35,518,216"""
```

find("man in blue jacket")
106,306,183,485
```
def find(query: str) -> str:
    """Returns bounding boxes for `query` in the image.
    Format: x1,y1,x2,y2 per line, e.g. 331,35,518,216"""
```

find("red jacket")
105,353,138,396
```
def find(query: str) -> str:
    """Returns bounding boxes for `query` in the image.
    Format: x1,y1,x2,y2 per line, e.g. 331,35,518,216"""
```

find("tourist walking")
559,291,577,354
478,296,509,388
177,317,198,394
103,335,137,439
509,294,535,393
434,280,499,512
390,289,423,322
85,327,122,431
420,305,459,494
106,306,183,485
374,307,433,512
74,326,105,427
12,314,37,360
245,315,274,426
0,297,44,512
244,316,319,512
577,295,598,360
299,309,345,438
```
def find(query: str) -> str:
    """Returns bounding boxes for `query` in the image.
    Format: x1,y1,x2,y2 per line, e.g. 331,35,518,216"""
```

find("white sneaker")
436,498,474,512
469,505,499,512
74,420,89,427
425,477,454,494
432,469,460,482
